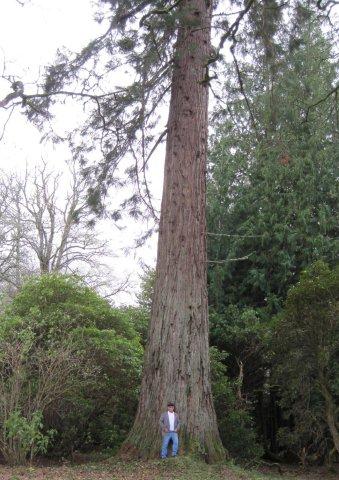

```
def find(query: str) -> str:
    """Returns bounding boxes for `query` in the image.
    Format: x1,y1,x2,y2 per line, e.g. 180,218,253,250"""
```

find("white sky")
0,0,164,305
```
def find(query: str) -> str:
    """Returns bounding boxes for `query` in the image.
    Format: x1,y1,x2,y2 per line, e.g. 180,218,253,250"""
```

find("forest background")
0,0,338,476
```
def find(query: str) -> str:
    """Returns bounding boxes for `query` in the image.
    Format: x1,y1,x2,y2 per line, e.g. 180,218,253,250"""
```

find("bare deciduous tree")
0,163,127,299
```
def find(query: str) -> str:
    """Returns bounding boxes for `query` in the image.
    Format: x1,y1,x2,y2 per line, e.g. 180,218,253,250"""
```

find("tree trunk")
319,376,339,453
120,0,224,462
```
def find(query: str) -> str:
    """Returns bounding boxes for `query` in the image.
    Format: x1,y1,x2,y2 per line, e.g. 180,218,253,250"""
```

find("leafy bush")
271,261,339,464
3,411,55,465
0,274,143,462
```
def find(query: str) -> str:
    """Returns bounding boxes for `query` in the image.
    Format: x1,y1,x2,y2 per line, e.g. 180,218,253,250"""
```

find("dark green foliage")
53,326,142,454
210,306,268,400
114,305,150,346
206,2,338,462
210,347,264,460
271,261,339,463
207,6,338,314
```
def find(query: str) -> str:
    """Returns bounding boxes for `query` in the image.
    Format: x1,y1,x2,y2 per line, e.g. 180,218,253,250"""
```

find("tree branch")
230,41,257,131
207,253,254,263
302,84,339,123
207,232,263,238
0,83,125,110
218,0,257,51
139,0,184,27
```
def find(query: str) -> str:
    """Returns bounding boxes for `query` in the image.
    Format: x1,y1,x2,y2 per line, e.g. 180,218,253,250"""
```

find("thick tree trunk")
120,0,224,462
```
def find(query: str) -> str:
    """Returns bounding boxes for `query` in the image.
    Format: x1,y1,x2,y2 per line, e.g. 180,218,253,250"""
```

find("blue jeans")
161,431,179,458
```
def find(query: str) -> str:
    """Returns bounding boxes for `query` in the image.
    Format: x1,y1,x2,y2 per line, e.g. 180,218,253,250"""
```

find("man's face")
168,405,174,412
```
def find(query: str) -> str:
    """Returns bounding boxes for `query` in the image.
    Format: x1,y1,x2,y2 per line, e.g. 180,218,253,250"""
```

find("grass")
0,455,337,480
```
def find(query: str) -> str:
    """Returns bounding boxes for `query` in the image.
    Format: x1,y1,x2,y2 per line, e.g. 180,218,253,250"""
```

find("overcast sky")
0,0,164,304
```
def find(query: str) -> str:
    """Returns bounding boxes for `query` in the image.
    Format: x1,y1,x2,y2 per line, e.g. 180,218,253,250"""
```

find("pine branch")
218,0,257,51
139,0,184,27
116,0,153,25
206,0,257,68
0,86,125,109
302,84,339,123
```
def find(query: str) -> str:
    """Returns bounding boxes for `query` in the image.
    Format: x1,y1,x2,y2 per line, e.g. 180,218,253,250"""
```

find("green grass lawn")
0,456,337,480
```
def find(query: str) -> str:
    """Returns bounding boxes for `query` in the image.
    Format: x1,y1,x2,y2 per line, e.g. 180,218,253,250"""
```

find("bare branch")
0,105,15,142
0,162,120,298
230,41,258,131
207,252,254,264
207,232,263,238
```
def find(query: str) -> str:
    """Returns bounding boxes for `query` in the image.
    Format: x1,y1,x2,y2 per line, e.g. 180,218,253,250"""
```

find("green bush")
3,411,55,465
271,261,339,464
0,274,143,462
0,333,77,465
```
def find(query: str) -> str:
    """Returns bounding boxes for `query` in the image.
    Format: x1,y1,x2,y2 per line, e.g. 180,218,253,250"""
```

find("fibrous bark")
120,0,224,462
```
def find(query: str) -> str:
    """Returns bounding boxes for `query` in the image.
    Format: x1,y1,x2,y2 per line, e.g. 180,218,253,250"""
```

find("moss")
119,428,225,464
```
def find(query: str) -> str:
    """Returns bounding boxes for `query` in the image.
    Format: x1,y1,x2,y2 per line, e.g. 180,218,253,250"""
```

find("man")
159,402,180,458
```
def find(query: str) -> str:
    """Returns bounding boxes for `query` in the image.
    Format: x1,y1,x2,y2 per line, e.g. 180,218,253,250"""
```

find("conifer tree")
207,2,338,313
1,0,336,461
118,0,225,459
19,0,249,459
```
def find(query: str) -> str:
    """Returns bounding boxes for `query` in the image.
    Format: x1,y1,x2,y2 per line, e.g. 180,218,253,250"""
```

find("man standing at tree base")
159,402,180,458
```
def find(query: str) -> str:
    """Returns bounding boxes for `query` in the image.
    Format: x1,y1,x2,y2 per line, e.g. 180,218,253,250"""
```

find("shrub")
271,262,339,464
0,274,143,462
0,334,79,465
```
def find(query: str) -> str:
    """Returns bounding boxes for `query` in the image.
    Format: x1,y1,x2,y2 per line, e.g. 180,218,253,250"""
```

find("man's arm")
159,413,168,432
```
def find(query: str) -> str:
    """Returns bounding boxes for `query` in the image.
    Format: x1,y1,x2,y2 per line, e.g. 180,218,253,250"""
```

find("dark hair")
167,402,175,407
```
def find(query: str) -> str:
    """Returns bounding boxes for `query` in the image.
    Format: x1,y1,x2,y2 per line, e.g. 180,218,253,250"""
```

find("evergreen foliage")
206,2,338,462
210,347,264,460
271,261,339,463
207,4,338,313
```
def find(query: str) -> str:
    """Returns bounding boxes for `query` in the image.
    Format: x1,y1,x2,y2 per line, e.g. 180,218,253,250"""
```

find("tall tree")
120,0,225,460
5,0,249,460
1,0,335,461
206,1,338,458
207,2,338,313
